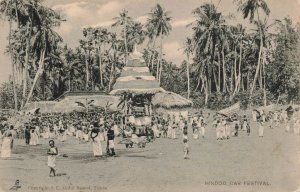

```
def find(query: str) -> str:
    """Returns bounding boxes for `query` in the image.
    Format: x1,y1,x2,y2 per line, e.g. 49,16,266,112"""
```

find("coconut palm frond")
75,101,85,108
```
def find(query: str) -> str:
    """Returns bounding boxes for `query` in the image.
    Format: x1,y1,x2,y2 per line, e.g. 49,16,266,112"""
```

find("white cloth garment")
1,137,12,158
92,133,102,156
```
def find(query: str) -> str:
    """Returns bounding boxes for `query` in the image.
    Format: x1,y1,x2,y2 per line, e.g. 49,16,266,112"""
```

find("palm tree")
235,0,270,101
25,6,63,105
230,24,246,98
106,33,124,92
75,99,94,113
59,46,81,91
0,0,27,110
112,9,132,65
126,21,145,52
190,3,229,103
146,4,172,84
145,22,158,70
182,37,193,99
253,19,275,106
20,0,44,108
81,27,96,90
93,27,109,89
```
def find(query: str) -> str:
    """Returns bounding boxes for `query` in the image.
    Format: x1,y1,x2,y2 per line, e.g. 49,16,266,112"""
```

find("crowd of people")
0,107,299,174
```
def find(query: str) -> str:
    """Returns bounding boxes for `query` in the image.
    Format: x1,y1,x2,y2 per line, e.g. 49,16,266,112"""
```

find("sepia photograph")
0,0,299,191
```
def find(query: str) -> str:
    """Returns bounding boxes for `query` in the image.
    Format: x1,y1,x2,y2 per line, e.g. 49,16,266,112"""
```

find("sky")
0,0,300,84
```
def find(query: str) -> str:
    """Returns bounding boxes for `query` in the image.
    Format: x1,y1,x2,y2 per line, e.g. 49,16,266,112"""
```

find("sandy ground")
0,119,299,192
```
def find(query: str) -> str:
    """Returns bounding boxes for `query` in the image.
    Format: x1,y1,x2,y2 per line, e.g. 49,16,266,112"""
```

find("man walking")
25,126,31,145
107,126,116,156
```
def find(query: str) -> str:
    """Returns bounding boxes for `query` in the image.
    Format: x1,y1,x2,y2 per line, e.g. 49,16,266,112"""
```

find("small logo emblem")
9,180,21,191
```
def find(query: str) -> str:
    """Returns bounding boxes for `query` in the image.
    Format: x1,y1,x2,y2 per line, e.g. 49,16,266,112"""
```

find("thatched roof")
52,95,120,113
152,92,193,109
23,101,58,113
22,95,120,113
110,49,164,95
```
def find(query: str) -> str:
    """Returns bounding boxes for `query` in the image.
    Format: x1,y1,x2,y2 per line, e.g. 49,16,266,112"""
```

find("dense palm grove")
0,0,299,110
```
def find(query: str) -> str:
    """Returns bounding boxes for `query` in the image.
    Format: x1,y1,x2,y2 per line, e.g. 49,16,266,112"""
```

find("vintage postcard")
0,0,299,192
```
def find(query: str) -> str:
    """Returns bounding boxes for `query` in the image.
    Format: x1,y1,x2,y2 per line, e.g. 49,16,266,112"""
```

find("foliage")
0,0,299,111
266,17,300,103
0,80,22,109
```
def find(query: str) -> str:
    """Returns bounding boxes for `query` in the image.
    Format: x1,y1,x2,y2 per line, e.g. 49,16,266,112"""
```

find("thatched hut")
52,94,120,113
22,92,120,113
23,101,58,113
152,92,193,121
110,48,164,116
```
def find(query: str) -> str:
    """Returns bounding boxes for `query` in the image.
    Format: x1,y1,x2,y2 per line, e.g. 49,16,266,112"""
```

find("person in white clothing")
216,120,222,140
183,139,190,159
29,128,37,146
193,127,199,139
259,120,264,137
91,126,102,157
112,123,120,136
47,140,58,177
200,119,206,138
1,129,13,159
252,110,257,122
171,122,177,139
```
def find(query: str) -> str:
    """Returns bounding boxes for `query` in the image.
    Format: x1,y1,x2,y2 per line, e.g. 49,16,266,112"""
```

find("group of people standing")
1,107,299,165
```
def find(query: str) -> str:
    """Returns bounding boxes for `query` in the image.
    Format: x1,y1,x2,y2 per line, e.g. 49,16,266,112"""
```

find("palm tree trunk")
21,22,31,108
8,20,18,110
150,37,157,70
108,59,115,92
234,45,237,90
230,67,234,94
91,71,94,91
232,45,240,99
99,46,104,88
259,62,263,88
237,41,242,92
250,40,262,97
124,20,128,65
212,67,220,92
25,49,45,105
247,70,250,91
250,9,263,99
156,59,160,80
150,49,155,70
222,48,226,93
262,50,267,107
217,52,221,93
241,75,244,91
204,76,209,105
194,75,201,92
158,34,163,84
68,78,71,91
85,50,89,90
187,55,190,99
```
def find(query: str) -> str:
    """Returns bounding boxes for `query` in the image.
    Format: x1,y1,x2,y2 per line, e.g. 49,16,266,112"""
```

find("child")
192,120,197,133
47,140,58,177
242,115,248,131
183,139,189,159
107,126,116,156
234,122,239,137
183,129,188,140
225,122,230,139
259,120,264,137
171,122,177,139
216,120,221,140
193,127,199,139
200,120,206,138
246,121,251,136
